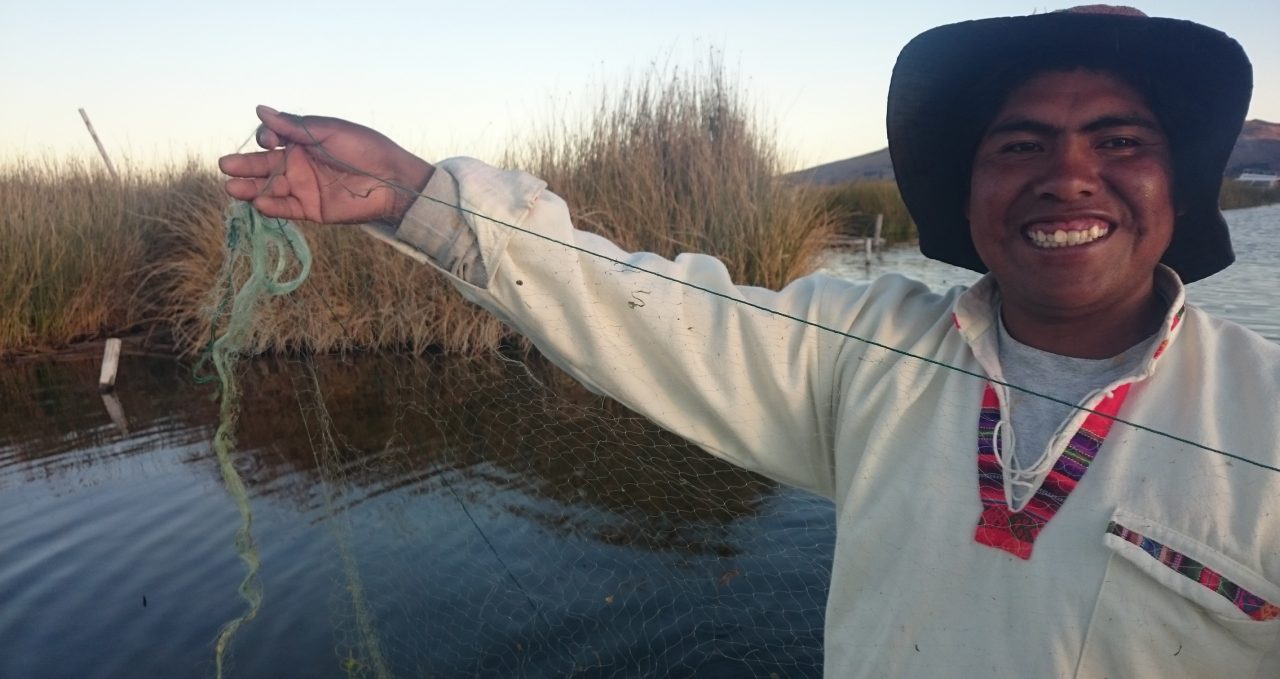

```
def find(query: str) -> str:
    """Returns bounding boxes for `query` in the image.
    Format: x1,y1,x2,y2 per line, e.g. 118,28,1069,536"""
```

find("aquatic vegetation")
813,180,918,243
0,63,835,358
505,60,838,292
1220,180,1280,210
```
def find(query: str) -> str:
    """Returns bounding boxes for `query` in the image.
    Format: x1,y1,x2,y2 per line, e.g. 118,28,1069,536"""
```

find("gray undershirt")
996,313,1154,476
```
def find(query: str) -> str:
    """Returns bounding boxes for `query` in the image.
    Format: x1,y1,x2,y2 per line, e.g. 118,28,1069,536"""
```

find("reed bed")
145,180,512,360
1220,181,1280,210
814,180,917,244
0,161,511,359
0,160,155,353
507,63,837,291
1,65,836,358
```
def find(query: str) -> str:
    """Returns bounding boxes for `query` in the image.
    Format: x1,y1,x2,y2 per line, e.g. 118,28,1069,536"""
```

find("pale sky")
3,1,1277,171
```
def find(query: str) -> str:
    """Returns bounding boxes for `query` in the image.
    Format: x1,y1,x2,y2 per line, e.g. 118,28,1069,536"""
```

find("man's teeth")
1028,224,1109,248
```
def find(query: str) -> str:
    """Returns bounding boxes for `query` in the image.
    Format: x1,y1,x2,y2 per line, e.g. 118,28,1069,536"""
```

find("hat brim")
887,12,1252,283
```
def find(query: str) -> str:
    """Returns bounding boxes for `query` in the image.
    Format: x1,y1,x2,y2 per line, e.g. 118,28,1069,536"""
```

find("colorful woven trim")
1152,306,1186,360
1107,521,1280,622
974,383,1130,560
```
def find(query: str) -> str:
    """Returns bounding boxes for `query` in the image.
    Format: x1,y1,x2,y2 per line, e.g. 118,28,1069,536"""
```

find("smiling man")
220,6,1279,677
967,70,1176,358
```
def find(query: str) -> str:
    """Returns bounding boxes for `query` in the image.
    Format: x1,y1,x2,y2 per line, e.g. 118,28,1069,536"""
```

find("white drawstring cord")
993,419,1041,511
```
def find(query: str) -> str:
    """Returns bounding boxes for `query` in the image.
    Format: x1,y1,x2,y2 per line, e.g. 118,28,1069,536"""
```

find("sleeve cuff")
393,157,547,288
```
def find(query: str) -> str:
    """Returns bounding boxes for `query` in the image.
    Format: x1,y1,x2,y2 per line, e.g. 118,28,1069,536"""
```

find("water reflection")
0,358,214,486
2,354,781,549
231,356,778,557
0,353,832,679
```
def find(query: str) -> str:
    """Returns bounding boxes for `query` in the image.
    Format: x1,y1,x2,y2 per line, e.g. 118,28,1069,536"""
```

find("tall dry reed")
3,64,837,358
0,160,156,352
130,169,512,359
506,62,837,291
0,161,511,358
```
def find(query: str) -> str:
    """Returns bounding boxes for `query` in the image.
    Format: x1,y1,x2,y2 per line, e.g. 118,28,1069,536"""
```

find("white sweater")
392,157,1280,678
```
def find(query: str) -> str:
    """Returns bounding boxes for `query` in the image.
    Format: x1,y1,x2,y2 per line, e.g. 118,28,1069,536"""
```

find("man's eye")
1099,137,1141,149
999,141,1041,153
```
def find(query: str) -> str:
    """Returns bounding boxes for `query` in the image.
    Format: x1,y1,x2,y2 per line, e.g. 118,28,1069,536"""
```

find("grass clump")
814,180,917,244
143,174,510,360
506,60,837,291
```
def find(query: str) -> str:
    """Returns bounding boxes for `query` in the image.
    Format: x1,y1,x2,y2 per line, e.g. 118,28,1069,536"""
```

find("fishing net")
203,183,1280,679
199,82,1279,674
203,198,834,679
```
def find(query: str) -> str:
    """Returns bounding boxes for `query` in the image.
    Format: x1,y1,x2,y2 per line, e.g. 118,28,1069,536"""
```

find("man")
221,6,1279,677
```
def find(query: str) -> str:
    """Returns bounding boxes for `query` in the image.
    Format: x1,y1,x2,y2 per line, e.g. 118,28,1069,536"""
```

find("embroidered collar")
951,265,1189,560
951,264,1189,380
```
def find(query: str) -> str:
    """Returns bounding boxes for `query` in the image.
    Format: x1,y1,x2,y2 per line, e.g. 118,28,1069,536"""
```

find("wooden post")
99,338,122,392
100,392,130,435
78,108,119,180
873,213,884,262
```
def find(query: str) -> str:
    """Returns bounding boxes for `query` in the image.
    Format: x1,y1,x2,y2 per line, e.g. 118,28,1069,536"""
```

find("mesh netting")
205,202,833,678
204,190,1280,678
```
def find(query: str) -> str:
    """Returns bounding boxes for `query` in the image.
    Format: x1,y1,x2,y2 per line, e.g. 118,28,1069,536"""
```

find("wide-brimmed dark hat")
887,5,1252,283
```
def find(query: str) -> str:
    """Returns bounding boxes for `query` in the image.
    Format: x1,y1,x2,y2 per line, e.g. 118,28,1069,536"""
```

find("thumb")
255,105,325,149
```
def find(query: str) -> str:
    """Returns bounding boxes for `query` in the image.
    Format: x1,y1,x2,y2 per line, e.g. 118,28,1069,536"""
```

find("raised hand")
218,106,434,225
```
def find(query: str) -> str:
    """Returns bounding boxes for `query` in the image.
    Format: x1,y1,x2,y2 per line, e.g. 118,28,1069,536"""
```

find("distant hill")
1226,119,1280,176
791,119,1280,185
787,147,895,185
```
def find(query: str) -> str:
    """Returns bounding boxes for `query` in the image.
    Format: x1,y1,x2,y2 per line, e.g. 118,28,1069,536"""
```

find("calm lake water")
2,204,1276,678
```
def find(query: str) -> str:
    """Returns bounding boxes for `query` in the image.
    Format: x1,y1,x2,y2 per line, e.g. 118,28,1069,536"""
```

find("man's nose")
1033,142,1101,201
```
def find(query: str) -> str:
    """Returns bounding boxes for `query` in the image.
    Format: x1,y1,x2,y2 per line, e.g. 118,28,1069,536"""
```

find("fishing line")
252,119,1280,476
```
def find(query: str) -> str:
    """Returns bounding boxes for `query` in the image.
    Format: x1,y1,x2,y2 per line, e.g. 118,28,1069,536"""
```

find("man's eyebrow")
984,115,1163,137
983,119,1059,137
1079,115,1163,133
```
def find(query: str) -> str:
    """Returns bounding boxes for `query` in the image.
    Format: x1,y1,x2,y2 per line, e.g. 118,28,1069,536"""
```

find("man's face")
967,69,1176,323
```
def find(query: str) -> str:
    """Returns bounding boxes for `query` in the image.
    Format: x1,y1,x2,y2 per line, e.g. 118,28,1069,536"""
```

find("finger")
256,124,282,149
218,149,286,178
256,105,326,147
224,172,295,199
259,173,294,198
224,177,265,200
251,195,308,222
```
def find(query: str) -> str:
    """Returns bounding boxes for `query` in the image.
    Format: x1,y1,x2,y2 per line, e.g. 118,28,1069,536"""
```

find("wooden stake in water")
98,337,122,392
873,213,884,263
100,392,130,435
78,108,119,180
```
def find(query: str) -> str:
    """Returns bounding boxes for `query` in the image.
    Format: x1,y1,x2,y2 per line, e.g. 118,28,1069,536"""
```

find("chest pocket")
1076,510,1280,678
